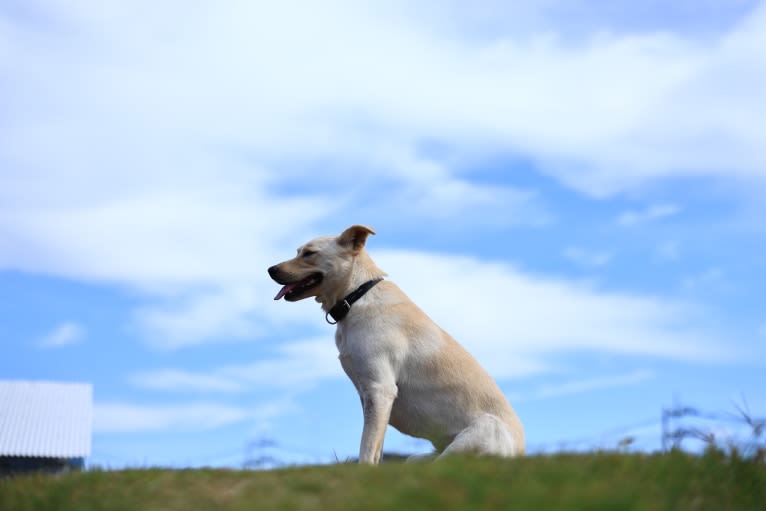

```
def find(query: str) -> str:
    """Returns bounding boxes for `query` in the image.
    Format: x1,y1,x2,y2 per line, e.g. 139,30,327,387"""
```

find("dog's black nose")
267,265,279,278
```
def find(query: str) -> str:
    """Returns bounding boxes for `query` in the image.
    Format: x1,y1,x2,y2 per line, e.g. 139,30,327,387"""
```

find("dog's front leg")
358,382,397,465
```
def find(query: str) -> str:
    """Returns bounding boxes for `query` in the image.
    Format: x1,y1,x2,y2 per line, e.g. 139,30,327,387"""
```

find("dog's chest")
334,323,384,385
335,327,362,381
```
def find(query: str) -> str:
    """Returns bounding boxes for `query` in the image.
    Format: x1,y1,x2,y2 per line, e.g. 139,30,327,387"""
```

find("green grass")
2,451,764,511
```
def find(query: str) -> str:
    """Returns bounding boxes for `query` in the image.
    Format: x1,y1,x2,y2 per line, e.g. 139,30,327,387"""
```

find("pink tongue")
274,283,296,300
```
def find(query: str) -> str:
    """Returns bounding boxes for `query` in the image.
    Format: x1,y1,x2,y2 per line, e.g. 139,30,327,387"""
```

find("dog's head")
268,224,376,303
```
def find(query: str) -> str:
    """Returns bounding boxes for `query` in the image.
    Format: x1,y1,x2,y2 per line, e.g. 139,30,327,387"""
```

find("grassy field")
2,451,764,510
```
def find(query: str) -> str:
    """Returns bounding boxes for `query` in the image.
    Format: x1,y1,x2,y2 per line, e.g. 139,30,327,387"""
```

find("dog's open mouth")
273,273,323,301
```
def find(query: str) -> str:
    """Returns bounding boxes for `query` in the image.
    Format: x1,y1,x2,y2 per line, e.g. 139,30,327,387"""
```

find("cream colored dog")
268,225,524,464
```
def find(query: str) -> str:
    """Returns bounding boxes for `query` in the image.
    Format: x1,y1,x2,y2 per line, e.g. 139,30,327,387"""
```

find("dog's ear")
338,225,375,254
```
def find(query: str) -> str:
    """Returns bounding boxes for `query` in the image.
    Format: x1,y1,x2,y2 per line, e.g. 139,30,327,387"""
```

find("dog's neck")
318,251,387,312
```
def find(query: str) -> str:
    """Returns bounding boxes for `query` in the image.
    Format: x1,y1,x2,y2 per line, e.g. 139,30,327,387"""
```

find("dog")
268,225,524,464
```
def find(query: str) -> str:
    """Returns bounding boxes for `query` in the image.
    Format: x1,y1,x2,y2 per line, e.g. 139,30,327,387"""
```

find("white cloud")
0,187,332,286
0,1,755,364
221,339,344,390
129,370,245,394
1,1,763,285
376,250,731,379
390,175,552,227
136,248,740,390
92,399,294,434
681,267,726,291
132,282,327,350
134,285,263,350
0,2,764,233
617,204,681,226
38,321,84,348
92,402,251,433
130,338,343,393
127,248,734,387
562,247,612,267
523,369,654,400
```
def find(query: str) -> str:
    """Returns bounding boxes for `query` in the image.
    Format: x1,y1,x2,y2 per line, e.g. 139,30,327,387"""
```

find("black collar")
325,278,384,324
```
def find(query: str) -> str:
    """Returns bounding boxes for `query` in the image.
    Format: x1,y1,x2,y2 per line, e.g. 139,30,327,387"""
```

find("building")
0,380,92,475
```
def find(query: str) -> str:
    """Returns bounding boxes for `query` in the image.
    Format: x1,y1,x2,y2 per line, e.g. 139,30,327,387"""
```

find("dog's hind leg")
438,414,520,459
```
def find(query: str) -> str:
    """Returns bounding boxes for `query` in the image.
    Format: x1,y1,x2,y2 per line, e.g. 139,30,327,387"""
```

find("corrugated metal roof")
0,380,92,458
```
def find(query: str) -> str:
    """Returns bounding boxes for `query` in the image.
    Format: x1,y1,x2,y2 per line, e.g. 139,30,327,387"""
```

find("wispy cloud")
562,247,612,267
93,403,250,433
131,248,735,384
376,250,731,379
524,369,654,401
130,338,343,393
133,285,264,350
92,400,293,433
681,267,726,291
38,321,84,348
397,176,552,227
617,204,681,226
129,370,245,394
221,339,344,390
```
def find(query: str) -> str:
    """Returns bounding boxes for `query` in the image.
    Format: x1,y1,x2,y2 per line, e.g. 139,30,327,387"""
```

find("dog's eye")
302,250,317,258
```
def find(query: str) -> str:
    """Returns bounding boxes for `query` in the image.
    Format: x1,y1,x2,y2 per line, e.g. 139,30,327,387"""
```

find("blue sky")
1,0,765,467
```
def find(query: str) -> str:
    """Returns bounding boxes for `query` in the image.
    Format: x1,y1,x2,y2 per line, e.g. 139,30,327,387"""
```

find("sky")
1,0,765,468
